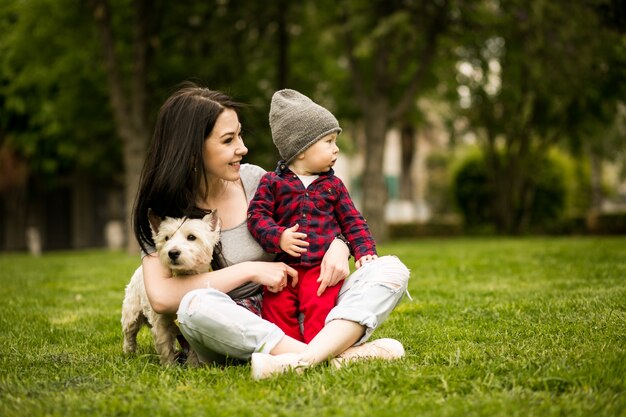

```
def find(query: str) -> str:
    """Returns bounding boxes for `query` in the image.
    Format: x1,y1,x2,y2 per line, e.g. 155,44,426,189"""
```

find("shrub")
452,153,494,230
523,153,568,232
453,151,567,233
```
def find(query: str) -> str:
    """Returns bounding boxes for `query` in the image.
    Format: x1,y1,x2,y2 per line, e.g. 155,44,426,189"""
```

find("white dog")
121,210,221,366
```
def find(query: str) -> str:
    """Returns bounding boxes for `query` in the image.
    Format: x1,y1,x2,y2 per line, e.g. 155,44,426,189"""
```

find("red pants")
262,265,342,343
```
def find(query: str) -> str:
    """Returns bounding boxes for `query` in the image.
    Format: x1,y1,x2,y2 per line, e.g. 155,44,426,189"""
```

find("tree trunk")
90,0,150,253
122,130,150,253
486,147,515,234
0,146,29,251
1,186,28,251
586,148,603,232
339,0,449,240
399,123,416,201
71,173,94,249
361,100,390,242
517,175,535,234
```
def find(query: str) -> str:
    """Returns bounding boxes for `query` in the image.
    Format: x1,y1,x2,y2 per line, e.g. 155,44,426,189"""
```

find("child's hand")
279,224,309,257
355,254,378,269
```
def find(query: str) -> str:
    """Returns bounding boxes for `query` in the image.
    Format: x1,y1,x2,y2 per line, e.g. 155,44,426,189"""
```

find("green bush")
388,221,463,238
452,153,494,230
453,152,567,232
528,154,568,231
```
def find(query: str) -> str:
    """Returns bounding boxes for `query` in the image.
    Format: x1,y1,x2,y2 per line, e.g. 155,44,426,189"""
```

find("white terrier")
121,210,221,366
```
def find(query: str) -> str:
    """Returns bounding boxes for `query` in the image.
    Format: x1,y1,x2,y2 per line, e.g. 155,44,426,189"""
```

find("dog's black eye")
187,234,196,241
164,236,169,241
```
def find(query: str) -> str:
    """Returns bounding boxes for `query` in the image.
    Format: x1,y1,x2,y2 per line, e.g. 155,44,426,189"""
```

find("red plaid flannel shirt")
247,164,376,266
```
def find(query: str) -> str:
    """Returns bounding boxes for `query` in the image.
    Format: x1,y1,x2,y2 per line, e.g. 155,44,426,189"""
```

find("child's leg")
250,257,410,378
262,272,304,343
298,265,342,343
300,256,410,364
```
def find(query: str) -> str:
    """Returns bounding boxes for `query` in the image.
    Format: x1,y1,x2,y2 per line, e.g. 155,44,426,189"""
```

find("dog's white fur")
121,210,221,365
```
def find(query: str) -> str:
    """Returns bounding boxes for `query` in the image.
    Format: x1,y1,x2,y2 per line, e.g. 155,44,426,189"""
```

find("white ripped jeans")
176,255,410,362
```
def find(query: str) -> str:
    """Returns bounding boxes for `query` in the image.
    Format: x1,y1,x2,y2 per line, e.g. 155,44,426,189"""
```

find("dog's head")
148,210,221,275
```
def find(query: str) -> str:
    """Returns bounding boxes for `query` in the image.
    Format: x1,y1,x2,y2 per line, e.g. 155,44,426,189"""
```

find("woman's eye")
187,234,196,241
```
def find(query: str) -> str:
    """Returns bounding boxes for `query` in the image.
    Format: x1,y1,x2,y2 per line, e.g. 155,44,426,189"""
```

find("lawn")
0,237,624,417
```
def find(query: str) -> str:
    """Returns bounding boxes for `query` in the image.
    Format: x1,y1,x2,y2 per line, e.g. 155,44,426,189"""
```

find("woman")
133,83,410,379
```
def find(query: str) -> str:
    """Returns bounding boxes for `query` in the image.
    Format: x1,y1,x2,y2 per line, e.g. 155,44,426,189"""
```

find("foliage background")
0,0,625,248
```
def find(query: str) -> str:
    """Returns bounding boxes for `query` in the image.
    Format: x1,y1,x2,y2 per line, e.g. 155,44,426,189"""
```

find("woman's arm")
142,254,298,314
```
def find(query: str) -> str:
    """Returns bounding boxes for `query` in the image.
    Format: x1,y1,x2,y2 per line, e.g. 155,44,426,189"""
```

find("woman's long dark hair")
132,82,242,254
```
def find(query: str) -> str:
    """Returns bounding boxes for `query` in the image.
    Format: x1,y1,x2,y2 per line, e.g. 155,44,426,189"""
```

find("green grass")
0,237,624,417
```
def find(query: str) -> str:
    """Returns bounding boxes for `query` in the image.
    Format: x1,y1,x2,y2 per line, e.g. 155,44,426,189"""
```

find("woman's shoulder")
241,163,266,176
241,163,268,198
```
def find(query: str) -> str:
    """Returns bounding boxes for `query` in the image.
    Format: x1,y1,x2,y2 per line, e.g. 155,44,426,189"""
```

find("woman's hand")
316,238,350,296
248,261,299,293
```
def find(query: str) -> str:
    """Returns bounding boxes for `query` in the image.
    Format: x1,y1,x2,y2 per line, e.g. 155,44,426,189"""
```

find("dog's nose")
168,249,181,262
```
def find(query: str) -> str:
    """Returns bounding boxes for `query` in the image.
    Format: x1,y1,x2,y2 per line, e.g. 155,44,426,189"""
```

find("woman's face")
203,108,248,182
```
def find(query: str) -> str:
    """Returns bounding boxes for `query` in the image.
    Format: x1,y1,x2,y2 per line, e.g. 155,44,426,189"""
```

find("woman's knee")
365,255,410,291
177,288,286,359
178,288,228,320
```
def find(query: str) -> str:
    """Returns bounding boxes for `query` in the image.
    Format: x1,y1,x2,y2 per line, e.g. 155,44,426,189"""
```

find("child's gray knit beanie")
269,89,342,164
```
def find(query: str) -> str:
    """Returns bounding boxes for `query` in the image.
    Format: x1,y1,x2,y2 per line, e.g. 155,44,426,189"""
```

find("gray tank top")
142,164,273,300
221,164,273,299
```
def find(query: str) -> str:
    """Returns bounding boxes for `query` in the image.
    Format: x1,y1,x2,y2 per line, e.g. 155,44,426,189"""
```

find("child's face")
297,133,339,174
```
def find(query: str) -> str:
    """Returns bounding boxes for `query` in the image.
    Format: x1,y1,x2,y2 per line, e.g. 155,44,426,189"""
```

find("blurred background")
0,0,624,254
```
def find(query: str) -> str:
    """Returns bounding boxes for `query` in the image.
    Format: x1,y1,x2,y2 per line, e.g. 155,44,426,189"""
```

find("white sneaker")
330,338,405,368
251,353,309,380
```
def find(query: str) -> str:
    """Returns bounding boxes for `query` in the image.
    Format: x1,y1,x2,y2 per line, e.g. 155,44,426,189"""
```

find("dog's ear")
203,209,221,232
148,209,162,235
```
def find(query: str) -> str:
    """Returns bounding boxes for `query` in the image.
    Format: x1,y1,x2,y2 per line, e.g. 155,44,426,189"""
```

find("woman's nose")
237,143,248,155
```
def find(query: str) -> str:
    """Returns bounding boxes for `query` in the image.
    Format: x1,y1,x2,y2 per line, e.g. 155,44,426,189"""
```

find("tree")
0,0,119,182
305,0,453,242
0,0,121,249
86,0,301,250
452,0,625,233
2,0,295,251
87,0,152,252
568,1,626,228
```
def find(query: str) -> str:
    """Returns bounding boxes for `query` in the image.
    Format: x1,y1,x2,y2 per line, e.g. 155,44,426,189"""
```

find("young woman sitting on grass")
132,83,411,379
